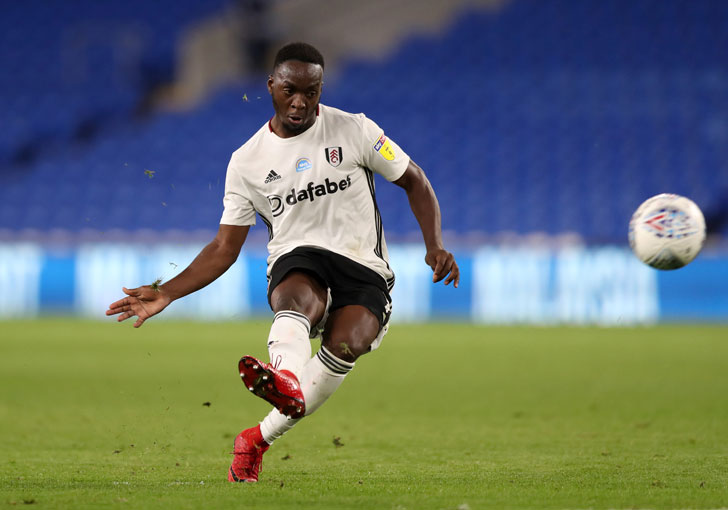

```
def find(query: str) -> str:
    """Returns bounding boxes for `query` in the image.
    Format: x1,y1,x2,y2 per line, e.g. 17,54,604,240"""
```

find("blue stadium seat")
1,0,727,243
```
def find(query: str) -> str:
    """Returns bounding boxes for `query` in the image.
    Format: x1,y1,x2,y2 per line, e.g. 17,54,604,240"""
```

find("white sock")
258,346,355,444
267,311,311,377
303,346,354,415
259,409,298,445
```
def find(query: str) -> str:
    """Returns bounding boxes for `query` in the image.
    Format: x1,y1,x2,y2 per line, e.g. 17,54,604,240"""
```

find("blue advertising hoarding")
0,243,725,323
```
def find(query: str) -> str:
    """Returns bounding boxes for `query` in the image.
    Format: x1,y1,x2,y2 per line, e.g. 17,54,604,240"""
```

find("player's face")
268,60,323,138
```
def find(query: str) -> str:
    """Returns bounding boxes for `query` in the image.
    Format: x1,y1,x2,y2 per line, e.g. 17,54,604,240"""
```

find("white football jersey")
220,104,410,287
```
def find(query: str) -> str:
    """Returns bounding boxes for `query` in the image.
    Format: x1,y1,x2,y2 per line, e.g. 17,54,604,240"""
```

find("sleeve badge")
373,134,396,161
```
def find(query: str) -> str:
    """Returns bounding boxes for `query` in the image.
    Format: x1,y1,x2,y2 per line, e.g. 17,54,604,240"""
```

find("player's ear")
267,75,274,95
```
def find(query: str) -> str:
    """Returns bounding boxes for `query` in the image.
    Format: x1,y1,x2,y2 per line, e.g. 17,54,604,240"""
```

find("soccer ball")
628,193,706,270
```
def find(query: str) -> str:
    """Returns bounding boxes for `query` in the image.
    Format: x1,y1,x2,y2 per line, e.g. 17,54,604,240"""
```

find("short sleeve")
220,156,257,226
359,116,410,182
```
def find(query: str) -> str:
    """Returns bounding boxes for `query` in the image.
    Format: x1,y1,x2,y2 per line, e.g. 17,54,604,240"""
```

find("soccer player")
106,42,459,483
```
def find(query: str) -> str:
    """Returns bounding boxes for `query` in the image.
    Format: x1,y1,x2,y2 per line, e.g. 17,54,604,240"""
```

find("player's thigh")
322,305,380,362
270,271,328,325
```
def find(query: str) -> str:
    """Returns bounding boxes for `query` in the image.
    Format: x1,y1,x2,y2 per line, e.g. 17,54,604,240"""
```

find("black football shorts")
267,246,393,329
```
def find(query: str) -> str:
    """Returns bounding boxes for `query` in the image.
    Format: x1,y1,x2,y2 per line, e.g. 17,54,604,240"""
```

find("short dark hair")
273,42,325,70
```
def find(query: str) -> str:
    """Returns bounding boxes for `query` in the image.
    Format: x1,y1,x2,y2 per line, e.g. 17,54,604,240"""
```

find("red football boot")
228,425,270,483
238,355,306,418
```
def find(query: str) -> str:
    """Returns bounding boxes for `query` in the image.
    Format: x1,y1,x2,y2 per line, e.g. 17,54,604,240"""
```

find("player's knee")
323,336,372,362
322,305,381,362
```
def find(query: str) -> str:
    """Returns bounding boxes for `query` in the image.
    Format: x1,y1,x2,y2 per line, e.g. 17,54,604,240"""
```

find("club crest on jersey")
373,134,395,161
296,158,312,172
324,147,343,167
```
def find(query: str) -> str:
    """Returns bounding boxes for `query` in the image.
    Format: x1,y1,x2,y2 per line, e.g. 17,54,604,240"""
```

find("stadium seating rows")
1,0,727,242
0,0,229,165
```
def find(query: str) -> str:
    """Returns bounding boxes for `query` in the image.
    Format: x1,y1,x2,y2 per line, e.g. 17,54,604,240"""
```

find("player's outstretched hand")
105,286,172,328
425,249,460,288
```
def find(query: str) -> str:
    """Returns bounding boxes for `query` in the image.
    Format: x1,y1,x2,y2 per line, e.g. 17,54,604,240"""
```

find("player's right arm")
105,224,249,328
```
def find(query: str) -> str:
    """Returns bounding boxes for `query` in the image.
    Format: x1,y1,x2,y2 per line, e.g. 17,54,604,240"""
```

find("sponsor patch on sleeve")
373,134,396,161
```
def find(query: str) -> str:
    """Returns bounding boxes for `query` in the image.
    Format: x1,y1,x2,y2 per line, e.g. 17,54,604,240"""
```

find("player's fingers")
432,256,447,282
116,310,136,322
122,286,140,297
133,316,146,328
107,299,141,316
433,253,455,283
106,296,129,312
107,302,127,314
443,260,460,288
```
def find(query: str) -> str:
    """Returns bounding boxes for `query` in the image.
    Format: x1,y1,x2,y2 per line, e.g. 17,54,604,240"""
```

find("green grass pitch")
1,319,727,509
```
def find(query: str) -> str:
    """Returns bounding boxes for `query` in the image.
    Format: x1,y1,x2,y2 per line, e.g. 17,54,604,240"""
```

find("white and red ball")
628,193,706,270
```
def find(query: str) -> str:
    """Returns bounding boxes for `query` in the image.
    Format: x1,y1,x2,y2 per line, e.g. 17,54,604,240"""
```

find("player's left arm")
393,159,459,287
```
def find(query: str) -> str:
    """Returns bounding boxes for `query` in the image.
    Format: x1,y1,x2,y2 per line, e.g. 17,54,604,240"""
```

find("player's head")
273,42,325,72
268,42,324,138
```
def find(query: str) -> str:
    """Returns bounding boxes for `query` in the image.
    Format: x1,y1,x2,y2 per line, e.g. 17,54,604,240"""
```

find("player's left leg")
320,305,380,362
297,305,380,413
256,305,382,445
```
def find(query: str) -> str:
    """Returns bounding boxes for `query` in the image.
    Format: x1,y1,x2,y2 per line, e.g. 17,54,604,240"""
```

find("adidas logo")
264,170,282,184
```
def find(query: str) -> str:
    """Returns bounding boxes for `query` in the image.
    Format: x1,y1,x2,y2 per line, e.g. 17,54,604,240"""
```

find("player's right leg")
238,271,327,418
231,270,328,482
268,271,327,374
